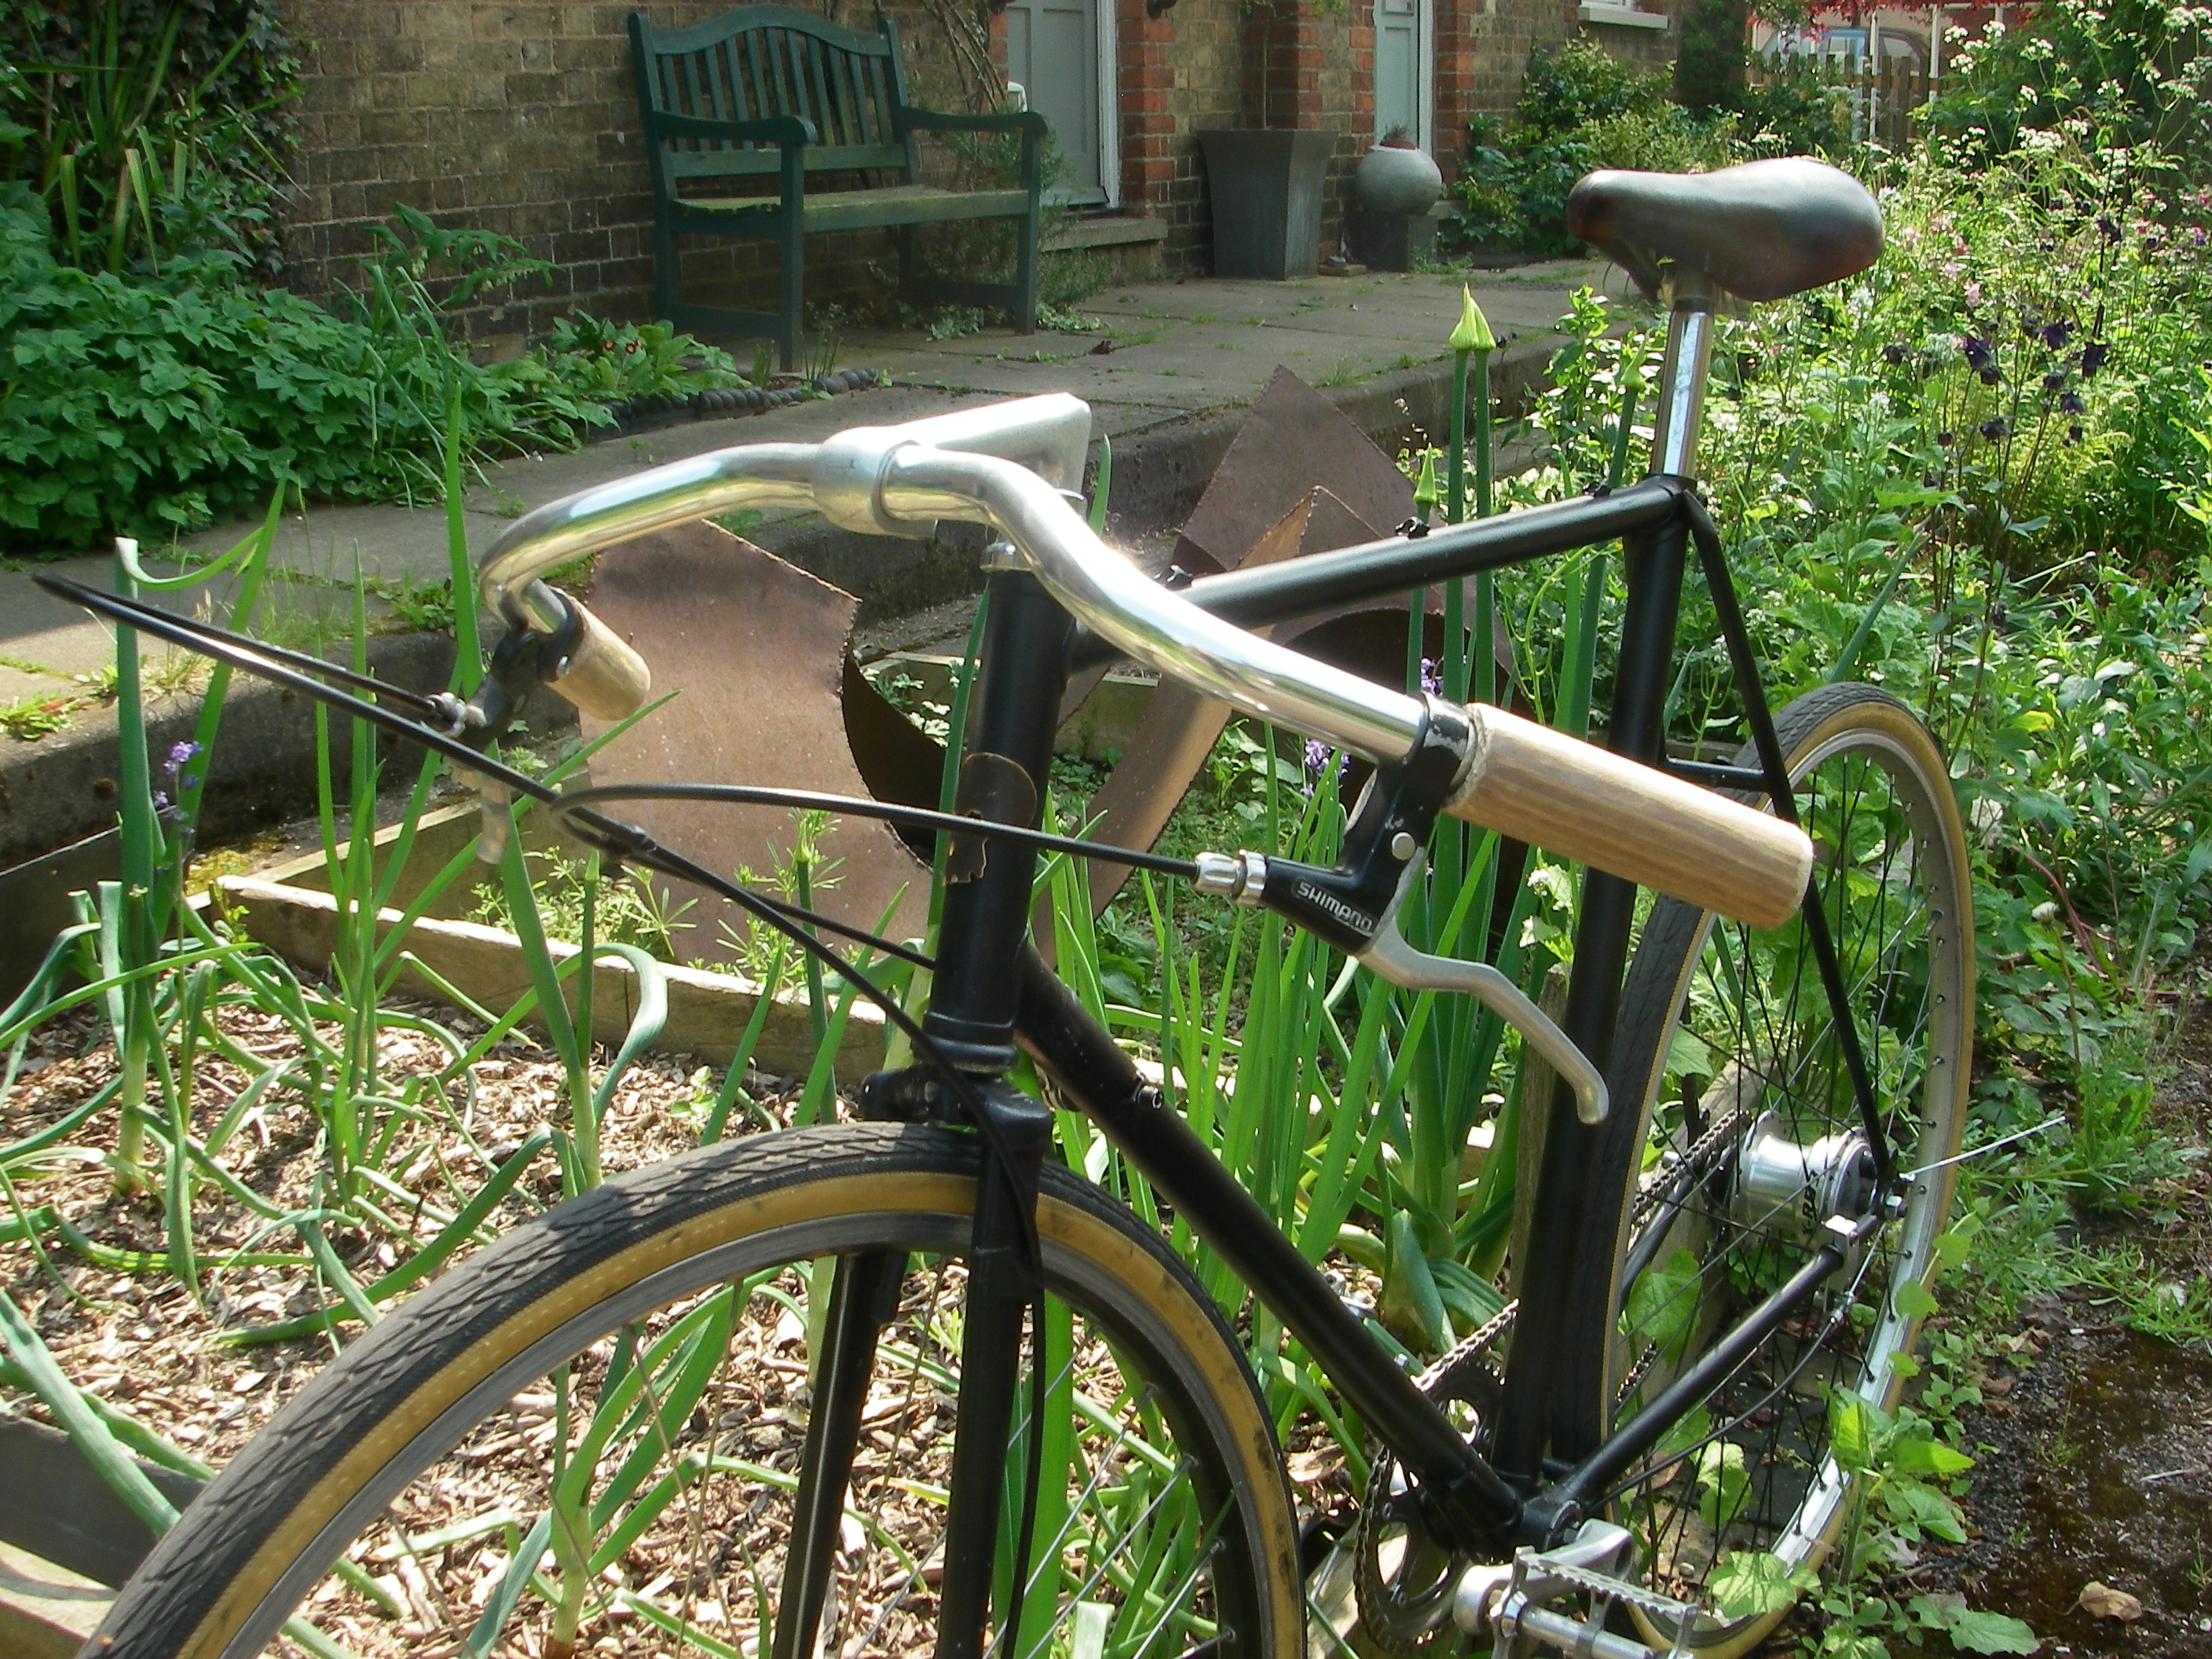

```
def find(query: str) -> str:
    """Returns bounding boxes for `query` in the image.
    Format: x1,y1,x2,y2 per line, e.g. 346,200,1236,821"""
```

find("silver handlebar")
478,394,1434,767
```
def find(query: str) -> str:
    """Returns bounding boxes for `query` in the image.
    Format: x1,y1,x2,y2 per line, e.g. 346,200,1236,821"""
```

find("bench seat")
631,5,1047,369
676,184,1035,234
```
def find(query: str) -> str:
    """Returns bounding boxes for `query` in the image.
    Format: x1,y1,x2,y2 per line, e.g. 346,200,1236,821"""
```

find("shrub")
1516,38,1672,138
1,0,300,277
1450,42,1737,255
0,190,742,552
1925,0,2212,175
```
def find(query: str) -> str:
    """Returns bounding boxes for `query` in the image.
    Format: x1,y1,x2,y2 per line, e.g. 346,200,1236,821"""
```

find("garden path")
0,258,1603,706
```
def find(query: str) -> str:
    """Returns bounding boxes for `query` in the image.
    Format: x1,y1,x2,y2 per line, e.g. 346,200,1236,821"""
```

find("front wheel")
88,1122,1302,1659
1572,685,1975,1657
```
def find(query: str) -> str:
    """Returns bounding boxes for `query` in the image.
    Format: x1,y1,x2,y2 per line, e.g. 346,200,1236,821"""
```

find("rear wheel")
1573,686,1974,1657
89,1122,1302,1659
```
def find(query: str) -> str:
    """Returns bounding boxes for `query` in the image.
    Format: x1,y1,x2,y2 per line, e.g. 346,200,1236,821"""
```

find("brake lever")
1357,861,1608,1125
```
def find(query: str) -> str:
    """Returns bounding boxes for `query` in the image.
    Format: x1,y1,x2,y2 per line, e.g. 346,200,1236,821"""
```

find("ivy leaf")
1829,1392,1884,1473
1625,1247,1703,1362
1884,1476,1968,1543
1945,1611,2039,1655
1695,1440,1749,1532
1895,1277,1941,1320
1893,1432,1974,1477
1817,1632,1890,1659
1708,1551,1799,1621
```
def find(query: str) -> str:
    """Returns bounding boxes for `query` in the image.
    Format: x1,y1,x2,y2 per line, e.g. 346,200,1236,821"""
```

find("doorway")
1002,0,1118,207
1373,0,1433,148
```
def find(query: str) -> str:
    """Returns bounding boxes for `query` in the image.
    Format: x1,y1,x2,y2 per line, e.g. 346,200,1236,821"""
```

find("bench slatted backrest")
629,5,919,187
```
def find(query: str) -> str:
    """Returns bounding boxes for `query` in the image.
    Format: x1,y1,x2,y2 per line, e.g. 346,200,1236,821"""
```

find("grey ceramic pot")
1353,144,1444,215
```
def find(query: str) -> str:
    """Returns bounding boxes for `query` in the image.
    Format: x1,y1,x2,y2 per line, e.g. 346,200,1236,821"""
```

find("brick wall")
281,0,1004,347
280,0,1668,328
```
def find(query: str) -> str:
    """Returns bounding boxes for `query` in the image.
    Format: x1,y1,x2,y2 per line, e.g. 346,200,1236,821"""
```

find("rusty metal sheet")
1172,365,1416,576
580,520,931,968
1081,486,1385,912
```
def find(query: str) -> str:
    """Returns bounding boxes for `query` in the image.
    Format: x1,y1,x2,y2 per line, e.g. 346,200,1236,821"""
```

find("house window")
1575,0,1671,30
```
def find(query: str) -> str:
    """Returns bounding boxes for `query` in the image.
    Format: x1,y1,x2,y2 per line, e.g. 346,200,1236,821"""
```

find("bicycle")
49,156,1971,1659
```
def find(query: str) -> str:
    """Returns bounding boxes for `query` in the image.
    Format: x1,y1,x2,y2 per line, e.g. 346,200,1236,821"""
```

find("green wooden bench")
628,5,1047,369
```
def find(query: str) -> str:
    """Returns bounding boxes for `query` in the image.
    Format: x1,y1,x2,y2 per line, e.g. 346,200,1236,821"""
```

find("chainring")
1350,1310,1514,1654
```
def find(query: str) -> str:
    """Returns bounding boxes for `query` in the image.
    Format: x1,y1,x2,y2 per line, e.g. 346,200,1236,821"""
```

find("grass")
0,693,71,741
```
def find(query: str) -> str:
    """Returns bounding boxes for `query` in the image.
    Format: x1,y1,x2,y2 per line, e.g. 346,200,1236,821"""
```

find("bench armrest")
649,111,819,148
894,106,1050,139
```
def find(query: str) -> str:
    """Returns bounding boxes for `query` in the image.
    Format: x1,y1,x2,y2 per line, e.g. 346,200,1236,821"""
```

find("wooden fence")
1745,57,1933,149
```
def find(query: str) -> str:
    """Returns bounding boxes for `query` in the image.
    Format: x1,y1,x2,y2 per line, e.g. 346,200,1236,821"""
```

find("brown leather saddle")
1565,157,1884,303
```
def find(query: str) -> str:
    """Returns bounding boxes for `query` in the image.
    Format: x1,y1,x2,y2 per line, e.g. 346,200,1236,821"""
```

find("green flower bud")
1448,286,1496,353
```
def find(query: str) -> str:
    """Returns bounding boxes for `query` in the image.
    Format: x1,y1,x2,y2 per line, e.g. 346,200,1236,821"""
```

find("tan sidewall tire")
1590,688,1973,1659
88,1125,1302,1659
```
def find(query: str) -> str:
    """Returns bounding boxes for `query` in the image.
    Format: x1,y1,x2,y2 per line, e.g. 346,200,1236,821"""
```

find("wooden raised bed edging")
216,875,884,1082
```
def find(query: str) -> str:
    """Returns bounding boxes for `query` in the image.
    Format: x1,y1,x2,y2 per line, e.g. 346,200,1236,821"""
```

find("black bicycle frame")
904,479,1890,1599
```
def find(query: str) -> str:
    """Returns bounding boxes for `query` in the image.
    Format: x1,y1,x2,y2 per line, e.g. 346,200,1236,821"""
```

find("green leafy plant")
1926,0,2212,172
0,192,741,551
1449,42,1739,255
0,0,298,276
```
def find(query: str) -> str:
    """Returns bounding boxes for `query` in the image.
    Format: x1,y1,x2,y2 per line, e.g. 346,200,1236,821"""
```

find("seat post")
1647,269,1723,481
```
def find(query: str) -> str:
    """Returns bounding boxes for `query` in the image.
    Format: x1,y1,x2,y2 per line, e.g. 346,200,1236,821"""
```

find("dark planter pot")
1197,128,1337,280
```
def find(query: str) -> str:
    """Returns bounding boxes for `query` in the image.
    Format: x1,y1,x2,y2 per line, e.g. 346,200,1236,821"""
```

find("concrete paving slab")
0,258,1606,755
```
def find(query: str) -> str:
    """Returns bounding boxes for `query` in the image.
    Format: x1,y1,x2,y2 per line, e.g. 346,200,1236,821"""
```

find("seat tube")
1492,503,1693,1489
1648,272,1721,482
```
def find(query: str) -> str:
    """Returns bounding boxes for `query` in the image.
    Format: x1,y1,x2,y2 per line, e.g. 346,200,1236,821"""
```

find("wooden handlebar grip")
548,601,652,722
1446,704,1813,930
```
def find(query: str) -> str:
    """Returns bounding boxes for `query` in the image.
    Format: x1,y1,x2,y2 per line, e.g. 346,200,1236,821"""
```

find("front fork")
771,1078,1055,1659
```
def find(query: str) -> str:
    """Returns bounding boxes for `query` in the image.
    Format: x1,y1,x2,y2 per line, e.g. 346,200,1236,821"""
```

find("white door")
1003,0,1117,206
1373,0,1433,149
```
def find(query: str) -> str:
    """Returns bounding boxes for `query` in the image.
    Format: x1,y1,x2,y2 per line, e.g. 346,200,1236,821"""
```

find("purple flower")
1978,365,2003,386
1881,342,1908,365
1936,430,1955,447
1302,738,1344,797
165,740,201,773
2067,423,2085,444
1979,416,2011,441
2058,390,2086,415
2080,341,2110,376
2098,215,2122,244
2042,370,2068,394
150,791,168,811
1419,657,1442,697
2192,226,2209,248
2038,320,2073,349
1960,335,1993,369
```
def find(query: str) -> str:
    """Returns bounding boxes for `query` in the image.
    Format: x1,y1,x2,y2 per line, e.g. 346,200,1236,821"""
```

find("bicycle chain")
1416,1297,1518,1394
1352,1109,1747,1649
1628,1105,1747,1232
1352,1301,1518,1654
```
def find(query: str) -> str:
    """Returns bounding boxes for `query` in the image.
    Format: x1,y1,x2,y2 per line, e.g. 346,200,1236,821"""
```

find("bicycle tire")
1562,684,1973,1656
85,1122,1302,1659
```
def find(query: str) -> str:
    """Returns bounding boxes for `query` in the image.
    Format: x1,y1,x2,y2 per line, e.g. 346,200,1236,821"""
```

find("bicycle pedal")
1455,1522,1702,1659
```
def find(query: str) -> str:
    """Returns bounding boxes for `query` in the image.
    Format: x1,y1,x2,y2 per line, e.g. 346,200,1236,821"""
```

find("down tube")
1012,944,1522,1537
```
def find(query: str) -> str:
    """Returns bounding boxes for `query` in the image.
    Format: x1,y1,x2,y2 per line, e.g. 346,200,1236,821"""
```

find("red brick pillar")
987,6,1009,92
1434,0,1479,161
1350,9,1375,136
1243,0,1323,129
1119,0,1175,211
